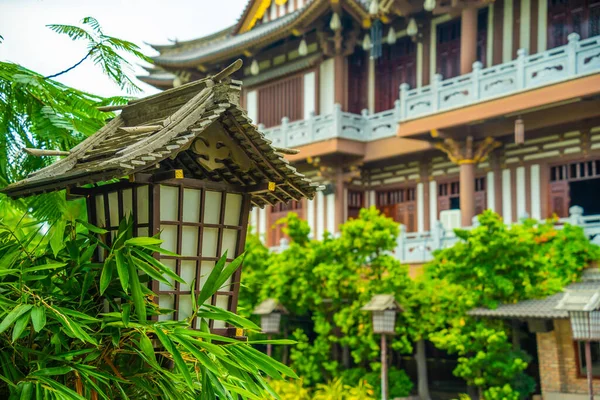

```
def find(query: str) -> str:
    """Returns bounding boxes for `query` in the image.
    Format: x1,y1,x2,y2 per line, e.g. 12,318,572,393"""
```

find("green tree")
0,17,146,221
426,211,600,398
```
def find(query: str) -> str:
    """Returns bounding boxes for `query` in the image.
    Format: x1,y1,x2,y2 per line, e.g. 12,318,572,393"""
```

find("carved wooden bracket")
191,122,252,171
435,136,501,165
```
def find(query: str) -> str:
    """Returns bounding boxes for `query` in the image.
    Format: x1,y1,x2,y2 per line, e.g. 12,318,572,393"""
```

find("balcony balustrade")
260,33,600,146
270,205,600,264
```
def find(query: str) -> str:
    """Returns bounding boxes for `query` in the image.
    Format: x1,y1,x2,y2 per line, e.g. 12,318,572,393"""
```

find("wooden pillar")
335,167,345,231
334,54,347,110
460,161,476,226
460,6,478,74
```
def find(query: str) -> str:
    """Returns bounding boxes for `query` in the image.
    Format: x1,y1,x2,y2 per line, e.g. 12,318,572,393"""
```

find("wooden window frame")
85,177,251,336
573,341,600,379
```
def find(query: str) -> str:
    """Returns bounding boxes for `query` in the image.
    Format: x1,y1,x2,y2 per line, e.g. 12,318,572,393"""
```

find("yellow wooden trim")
268,181,276,191
457,159,476,165
275,0,287,5
430,128,439,138
362,18,372,28
175,169,184,179
239,0,272,34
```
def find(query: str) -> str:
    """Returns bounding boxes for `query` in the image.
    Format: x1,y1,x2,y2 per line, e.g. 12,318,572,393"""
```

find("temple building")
139,0,600,397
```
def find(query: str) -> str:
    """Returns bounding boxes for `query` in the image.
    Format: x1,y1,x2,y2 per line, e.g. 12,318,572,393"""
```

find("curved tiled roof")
3,63,321,207
153,9,304,67
468,269,600,320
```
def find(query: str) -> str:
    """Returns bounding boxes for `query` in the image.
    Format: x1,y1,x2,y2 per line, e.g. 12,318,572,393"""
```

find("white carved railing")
400,33,600,121
268,206,600,263
260,34,600,148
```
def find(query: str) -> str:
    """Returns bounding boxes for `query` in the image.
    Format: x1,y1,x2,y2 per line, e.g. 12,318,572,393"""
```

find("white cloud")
0,0,247,97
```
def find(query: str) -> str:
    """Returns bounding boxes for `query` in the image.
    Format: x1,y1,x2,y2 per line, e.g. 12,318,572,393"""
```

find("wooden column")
334,54,347,110
460,161,476,226
335,167,345,231
460,6,478,74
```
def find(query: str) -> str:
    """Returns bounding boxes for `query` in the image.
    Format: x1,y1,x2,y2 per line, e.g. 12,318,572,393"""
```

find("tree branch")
44,47,96,80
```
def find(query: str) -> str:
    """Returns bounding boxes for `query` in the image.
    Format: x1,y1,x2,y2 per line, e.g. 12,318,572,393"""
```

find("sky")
0,0,248,97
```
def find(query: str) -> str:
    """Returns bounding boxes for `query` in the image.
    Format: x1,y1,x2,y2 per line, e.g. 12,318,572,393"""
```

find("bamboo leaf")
131,249,185,284
23,263,66,273
12,310,30,342
31,366,73,376
127,255,146,323
197,252,228,306
125,237,163,246
99,259,114,295
115,250,129,292
215,253,245,292
31,306,46,332
76,219,107,234
121,303,131,327
0,304,33,334
139,332,156,366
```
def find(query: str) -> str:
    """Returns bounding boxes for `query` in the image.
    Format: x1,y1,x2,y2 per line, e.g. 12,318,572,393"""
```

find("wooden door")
376,188,417,231
375,37,416,112
257,75,303,127
549,181,569,217
548,0,600,49
347,190,364,220
437,19,461,79
397,203,417,232
474,177,487,215
437,181,460,216
348,50,369,114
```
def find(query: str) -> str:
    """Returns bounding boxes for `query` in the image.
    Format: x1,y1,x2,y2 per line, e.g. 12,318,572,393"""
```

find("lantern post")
1,60,320,336
361,294,403,400
253,298,289,357
556,289,600,400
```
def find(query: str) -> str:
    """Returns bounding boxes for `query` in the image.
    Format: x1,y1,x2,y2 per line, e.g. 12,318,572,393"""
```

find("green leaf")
12,310,30,342
99,259,114,295
139,332,156,366
131,249,185,284
31,366,73,376
23,263,66,273
197,252,228,306
125,237,163,246
115,250,129,292
49,218,67,256
126,254,146,322
76,218,108,234
215,253,245,292
122,303,131,327
19,382,33,400
0,304,33,334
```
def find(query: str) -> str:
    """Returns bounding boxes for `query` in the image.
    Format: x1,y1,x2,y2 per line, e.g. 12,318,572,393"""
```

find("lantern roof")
361,294,403,312
2,60,321,208
253,298,289,315
555,289,600,312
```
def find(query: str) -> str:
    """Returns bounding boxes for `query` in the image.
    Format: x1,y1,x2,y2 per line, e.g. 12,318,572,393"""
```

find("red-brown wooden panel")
375,37,416,112
348,50,369,114
257,75,304,128
548,0,600,49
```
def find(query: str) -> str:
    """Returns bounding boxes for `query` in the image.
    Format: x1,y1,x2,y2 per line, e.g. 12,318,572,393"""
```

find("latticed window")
348,190,364,219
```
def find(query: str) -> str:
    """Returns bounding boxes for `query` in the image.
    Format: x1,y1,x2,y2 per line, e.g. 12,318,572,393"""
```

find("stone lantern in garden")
556,289,600,399
2,60,320,336
253,298,288,356
362,294,403,400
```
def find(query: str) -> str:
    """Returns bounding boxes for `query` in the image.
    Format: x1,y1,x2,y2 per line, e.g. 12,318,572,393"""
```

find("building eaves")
468,269,600,320
242,52,321,87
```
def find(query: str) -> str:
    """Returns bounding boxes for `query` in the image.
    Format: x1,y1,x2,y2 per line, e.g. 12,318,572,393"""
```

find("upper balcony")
261,33,600,149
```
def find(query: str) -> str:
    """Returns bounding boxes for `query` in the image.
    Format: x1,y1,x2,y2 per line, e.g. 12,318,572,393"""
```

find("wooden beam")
24,148,70,157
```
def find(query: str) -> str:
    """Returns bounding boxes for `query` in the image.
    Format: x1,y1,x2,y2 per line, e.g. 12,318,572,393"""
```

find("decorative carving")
191,122,252,171
435,136,501,165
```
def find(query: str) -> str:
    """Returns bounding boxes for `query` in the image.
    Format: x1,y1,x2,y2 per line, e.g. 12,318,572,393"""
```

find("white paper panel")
159,259,176,291
178,295,193,321
158,295,174,321
222,229,238,258
108,192,119,227
160,185,179,221
95,195,106,227
183,189,201,222
204,191,222,224
213,295,230,328
180,261,196,291
136,186,149,224
160,225,178,253
122,189,133,219
224,193,243,225
138,227,149,237
181,226,198,256
199,261,215,289
201,228,218,257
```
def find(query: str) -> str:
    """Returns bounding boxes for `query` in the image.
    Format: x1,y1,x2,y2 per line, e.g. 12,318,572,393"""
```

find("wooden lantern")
253,298,289,334
2,60,320,335
361,294,403,335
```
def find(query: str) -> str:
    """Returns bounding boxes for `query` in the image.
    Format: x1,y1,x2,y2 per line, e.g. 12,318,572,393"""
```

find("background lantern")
556,289,600,399
253,298,289,356
362,294,403,400
2,60,320,336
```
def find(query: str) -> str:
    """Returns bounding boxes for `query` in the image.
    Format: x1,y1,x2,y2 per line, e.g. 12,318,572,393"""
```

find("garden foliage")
0,217,295,399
